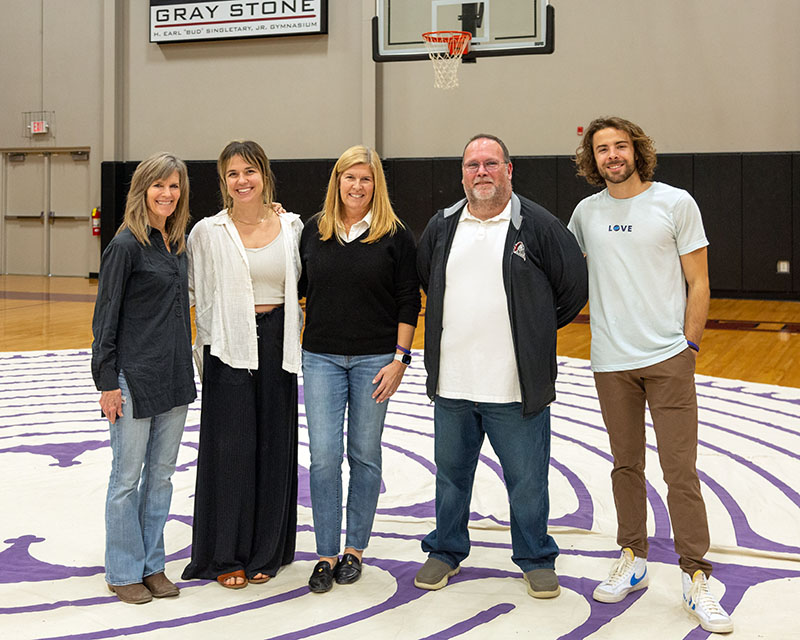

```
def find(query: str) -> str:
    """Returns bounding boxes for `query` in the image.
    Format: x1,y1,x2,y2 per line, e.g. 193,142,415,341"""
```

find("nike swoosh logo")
630,568,647,586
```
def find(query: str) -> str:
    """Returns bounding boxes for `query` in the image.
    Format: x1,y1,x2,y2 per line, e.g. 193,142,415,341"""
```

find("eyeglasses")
463,160,507,173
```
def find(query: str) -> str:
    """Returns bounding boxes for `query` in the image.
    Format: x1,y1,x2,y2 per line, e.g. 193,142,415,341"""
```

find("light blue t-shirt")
568,182,708,372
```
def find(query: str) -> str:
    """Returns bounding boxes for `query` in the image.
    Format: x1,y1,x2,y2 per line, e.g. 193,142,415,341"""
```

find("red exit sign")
31,120,48,134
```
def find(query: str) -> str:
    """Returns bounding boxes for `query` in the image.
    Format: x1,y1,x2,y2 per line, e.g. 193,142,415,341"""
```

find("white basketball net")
422,32,470,90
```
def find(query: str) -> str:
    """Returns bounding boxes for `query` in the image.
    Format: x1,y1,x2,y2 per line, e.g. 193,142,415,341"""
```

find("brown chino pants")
593,348,712,577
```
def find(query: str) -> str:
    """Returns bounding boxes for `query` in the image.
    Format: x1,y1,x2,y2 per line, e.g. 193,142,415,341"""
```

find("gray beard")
466,184,511,216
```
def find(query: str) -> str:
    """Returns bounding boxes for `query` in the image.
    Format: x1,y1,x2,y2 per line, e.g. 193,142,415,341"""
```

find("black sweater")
299,215,421,355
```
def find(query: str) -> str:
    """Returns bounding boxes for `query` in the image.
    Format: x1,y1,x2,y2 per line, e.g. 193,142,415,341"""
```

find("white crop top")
245,230,286,305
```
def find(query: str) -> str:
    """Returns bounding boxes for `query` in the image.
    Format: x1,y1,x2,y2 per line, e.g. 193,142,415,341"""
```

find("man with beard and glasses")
568,117,733,634
414,134,587,598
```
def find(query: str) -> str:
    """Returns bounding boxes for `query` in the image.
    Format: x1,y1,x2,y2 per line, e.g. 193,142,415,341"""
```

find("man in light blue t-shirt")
568,116,733,634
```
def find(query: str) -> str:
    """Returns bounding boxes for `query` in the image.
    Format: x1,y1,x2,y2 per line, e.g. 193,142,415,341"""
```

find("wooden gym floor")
1,274,799,388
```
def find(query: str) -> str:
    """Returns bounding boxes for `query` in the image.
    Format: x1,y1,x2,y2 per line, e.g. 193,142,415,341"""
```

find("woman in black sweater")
300,145,420,593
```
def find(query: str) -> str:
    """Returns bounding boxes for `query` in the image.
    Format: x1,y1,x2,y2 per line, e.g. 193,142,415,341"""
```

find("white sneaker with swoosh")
682,570,734,633
593,547,649,603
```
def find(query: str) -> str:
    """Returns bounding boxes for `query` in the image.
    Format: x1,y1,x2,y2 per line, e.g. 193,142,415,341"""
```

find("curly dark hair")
574,116,657,187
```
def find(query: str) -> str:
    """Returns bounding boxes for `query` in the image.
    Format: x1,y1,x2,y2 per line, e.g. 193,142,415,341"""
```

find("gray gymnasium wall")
2,1,798,177
1,0,799,292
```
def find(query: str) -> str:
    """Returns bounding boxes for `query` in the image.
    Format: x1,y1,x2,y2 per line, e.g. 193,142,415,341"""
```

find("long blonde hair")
118,153,190,254
217,140,275,212
318,145,402,244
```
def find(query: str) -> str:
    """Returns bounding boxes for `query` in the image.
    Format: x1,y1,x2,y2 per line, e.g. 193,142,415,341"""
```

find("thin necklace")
230,208,271,225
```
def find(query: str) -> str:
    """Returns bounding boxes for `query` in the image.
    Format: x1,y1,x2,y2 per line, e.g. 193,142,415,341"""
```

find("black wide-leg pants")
182,308,298,580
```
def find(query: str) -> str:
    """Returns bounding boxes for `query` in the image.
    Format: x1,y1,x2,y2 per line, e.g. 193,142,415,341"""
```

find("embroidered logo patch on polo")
513,241,526,261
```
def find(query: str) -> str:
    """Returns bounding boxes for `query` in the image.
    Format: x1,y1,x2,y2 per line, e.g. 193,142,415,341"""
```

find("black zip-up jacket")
417,193,588,417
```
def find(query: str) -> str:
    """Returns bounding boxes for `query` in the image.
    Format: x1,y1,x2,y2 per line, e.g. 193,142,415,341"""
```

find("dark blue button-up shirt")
91,227,196,418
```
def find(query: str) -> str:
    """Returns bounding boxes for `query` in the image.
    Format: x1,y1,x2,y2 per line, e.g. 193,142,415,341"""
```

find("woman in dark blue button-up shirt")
91,153,196,605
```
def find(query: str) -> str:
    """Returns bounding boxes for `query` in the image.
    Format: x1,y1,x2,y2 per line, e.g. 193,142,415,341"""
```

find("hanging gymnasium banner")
150,0,328,43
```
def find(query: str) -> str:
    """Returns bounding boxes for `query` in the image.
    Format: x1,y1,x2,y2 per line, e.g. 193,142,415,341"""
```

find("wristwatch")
394,352,411,365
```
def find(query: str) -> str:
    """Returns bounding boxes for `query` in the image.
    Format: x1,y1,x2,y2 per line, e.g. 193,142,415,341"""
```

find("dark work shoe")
524,568,561,599
414,557,460,590
308,560,335,593
333,553,362,585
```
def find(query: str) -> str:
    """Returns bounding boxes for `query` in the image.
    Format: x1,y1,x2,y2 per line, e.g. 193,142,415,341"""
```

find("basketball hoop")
422,31,471,90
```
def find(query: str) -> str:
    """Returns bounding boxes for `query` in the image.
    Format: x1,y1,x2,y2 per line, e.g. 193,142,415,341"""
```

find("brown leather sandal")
216,569,248,589
249,573,271,584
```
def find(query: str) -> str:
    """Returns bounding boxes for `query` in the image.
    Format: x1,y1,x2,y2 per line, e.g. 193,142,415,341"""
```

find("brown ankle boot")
107,582,153,604
143,572,180,598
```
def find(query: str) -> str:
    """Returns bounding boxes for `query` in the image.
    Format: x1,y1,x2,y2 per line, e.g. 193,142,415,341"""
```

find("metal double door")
2,150,96,276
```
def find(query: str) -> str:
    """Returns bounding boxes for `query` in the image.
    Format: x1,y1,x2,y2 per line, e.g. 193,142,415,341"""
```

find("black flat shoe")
308,560,334,593
333,553,362,585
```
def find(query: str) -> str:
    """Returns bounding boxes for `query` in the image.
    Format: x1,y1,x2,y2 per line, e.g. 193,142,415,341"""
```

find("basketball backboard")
373,0,554,62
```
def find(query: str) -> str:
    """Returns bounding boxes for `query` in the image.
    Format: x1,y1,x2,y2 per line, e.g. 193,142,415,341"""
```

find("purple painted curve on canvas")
174,442,199,473
0,536,103,583
557,581,648,640
298,462,310,507
557,359,593,371
0,427,108,442
268,558,560,640
127,551,418,640
418,603,516,640
36,584,312,640
0,417,109,430
696,377,800,403
376,499,436,519
0,592,121,615
3,381,98,394
699,437,800,509
0,357,89,369
0,439,107,466
382,439,437,474
555,387,603,404
699,418,800,461
696,380,800,417
554,424,673,541
548,458,593,530
164,544,192,564
1,398,103,411
465,444,595,530
0,387,95,397
699,404,800,438
697,468,800,554
383,418,437,437
408,565,647,640
0,579,212,615
640,537,800,604
552,402,608,435
1,373,94,386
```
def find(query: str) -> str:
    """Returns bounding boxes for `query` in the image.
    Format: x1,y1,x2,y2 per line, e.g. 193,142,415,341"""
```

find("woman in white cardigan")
182,140,302,589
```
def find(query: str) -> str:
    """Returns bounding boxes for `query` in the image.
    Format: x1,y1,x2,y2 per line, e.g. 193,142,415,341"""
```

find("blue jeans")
302,350,394,558
422,396,559,573
105,372,188,586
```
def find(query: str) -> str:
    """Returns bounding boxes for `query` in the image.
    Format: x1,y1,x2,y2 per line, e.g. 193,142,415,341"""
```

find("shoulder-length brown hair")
318,145,402,244
118,152,190,254
217,140,275,211
575,116,657,187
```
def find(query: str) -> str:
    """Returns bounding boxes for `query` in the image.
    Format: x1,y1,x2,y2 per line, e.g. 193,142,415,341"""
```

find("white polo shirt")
437,200,521,403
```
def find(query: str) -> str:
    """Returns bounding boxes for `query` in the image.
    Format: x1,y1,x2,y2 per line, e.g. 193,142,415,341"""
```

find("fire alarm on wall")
577,126,584,135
